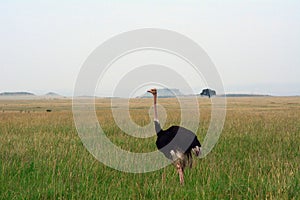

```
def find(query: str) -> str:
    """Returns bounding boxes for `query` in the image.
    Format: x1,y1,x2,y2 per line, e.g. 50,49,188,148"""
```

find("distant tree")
200,88,216,98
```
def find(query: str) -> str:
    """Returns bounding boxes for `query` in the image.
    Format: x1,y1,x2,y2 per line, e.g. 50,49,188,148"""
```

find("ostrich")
147,88,201,185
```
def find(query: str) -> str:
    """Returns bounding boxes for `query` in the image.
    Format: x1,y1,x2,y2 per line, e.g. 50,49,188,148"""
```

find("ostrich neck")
153,94,158,121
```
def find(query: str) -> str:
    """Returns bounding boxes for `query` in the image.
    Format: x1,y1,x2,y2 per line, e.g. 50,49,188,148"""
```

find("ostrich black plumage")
147,88,201,185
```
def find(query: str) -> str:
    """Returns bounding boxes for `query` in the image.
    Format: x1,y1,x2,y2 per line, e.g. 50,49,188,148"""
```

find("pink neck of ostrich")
153,93,158,121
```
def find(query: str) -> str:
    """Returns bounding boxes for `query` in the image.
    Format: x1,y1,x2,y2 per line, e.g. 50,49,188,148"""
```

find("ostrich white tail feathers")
192,146,202,157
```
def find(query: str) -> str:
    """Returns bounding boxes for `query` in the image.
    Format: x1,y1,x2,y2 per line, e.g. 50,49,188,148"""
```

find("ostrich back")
156,125,201,160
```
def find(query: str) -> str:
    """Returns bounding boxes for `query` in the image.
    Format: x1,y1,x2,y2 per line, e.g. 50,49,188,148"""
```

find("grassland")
0,97,299,199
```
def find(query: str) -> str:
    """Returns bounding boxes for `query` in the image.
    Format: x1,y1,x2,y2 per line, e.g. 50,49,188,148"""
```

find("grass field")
0,97,299,199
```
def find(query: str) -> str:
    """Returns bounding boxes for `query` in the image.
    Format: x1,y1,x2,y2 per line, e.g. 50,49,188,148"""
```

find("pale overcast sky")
1,0,300,96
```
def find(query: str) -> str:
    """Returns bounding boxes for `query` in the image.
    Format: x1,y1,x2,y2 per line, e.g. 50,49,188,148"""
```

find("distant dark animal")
147,88,201,185
46,109,52,112
200,88,216,98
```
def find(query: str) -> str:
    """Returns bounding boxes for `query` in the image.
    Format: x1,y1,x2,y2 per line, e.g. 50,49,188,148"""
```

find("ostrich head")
147,88,157,95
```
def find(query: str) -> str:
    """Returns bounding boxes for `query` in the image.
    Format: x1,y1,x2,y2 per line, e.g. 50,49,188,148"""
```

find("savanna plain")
0,97,299,199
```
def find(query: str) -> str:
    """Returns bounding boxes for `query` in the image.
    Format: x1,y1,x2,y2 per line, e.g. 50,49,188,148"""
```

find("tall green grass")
0,97,299,199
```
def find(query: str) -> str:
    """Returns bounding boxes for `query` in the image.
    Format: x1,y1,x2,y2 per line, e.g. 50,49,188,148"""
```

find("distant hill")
0,91,65,99
139,88,184,98
45,92,61,96
220,94,271,97
0,92,35,96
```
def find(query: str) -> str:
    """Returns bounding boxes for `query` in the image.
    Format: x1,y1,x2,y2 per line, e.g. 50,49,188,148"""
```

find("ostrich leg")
176,163,184,185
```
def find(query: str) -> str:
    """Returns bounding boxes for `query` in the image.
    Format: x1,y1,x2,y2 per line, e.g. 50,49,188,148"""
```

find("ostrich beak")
147,90,151,93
